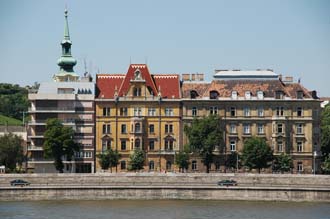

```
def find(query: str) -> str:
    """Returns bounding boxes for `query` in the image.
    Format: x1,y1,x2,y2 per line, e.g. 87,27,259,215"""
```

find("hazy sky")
1,0,329,96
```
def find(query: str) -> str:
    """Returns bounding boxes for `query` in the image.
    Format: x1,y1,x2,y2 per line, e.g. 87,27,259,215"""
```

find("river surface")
0,200,329,219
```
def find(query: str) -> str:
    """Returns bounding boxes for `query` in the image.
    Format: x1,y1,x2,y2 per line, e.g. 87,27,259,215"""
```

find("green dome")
57,56,77,67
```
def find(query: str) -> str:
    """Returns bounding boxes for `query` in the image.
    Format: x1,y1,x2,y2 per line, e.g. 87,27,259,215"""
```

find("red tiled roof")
153,74,181,99
96,74,125,98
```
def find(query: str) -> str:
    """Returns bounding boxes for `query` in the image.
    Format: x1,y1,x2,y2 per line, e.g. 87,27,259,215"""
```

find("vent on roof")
232,91,237,100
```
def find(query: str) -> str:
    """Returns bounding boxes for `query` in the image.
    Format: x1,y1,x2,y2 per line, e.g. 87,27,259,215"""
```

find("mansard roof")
96,64,181,99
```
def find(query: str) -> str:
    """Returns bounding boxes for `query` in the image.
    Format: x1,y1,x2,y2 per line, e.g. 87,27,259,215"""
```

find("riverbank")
1,173,329,202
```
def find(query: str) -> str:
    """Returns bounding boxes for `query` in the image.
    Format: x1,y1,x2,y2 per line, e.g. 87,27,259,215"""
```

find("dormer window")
257,91,264,100
190,90,198,99
275,91,284,99
210,90,219,99
245,91,251,99
134,69,142,80
297,90,304,99
133,87,142,96
231,91,237,100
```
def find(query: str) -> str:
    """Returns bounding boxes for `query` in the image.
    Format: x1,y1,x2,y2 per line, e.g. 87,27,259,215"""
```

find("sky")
0,0,330,96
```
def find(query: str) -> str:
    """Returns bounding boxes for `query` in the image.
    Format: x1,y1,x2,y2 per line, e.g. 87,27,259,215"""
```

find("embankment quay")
1,173,329,202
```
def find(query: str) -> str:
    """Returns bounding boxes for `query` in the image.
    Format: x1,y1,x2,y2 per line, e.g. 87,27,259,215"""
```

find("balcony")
28,119,76,126
159,149,176,155
28,132,44,138
74,133,94,139
28,145,43,151
28,107,75,113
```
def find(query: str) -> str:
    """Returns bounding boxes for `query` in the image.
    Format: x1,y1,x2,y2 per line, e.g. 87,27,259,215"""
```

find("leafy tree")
175,150,190,172
273,153,293,173
184,115,223,173
97,153,110,171
109,149,121,172
0,133,24,172
0,83,28,120
321,104,330,158
128,149,145,171
225,151,240,172
43,118,80,173
321,155,330,174
241,137,273,173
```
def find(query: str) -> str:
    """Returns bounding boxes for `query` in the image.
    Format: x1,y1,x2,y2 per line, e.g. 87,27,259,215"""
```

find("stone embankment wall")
0,173,329,202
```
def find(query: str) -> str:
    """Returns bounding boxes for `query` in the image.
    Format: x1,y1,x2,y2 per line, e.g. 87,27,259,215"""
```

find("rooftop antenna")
83,58,88,76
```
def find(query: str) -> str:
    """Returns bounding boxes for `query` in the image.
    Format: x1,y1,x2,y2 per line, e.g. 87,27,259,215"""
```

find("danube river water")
0,200,329,219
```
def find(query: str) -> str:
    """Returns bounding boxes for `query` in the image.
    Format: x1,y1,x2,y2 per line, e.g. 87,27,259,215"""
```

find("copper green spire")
54,9,79,82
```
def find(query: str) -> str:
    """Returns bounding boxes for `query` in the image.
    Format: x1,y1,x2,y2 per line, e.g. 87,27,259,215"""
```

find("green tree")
43,118,80,173
97,153,110,171
0,133,24,172
273,153,293,173
241,137,273,173
321,104,330,158
184,115,223,173
109,149,121,173
175,150,190,172
225,151,240,172
128,149,145,171
321,155,330,174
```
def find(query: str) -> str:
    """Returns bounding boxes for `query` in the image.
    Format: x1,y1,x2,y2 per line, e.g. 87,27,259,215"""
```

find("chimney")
191,74,196,81
197,73,204,81
182,74,190,81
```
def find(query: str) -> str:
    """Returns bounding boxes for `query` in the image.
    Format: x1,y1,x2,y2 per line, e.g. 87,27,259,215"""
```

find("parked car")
10,179,30,186
217,179,237,186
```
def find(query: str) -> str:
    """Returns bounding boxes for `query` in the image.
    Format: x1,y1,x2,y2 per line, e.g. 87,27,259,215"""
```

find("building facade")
27,10,95,173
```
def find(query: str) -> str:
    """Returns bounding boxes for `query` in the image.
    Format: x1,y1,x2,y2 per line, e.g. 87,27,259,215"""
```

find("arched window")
135,123,141,133
166,161,172,171
135,139,140,149
149,161,155,170
231,91,238,99
210,90,219,99
190,90,198,99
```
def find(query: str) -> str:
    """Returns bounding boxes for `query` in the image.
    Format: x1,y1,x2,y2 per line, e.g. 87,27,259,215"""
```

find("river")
0,200,329,219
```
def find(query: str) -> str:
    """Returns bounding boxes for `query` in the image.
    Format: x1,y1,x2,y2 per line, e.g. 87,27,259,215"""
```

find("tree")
321,104,330,158
97,153,110,171
321,155,330,174
184,115,223,173
225,151,240,172
109,149,121,173
175,150,190,172
0,133,24,172
273,153,293,173
241,137,273,173
43,118,80,173
128,149,145,171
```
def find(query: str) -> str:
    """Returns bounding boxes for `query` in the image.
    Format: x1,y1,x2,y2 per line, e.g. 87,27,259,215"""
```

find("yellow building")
95,64,181,172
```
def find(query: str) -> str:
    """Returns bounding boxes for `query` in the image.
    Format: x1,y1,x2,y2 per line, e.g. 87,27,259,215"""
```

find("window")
258,107,264,117
121,124,127,134
133,87,142,96
257,124,264,134
297,91,304,99
165,124,173,133
103,107,110,116
275,91,284,99
149,124,155,133
134,139,140,149
148,108,156,116
243,124,250,134
297,107,303,117
210,90,219,99
120,161,126,170
297,124,303,134
245,91,251,99
257,91,264,100
149,161,155,170
121,140,126,150
230,140,236,151
135,123,141,133
149,140,155,150
276,107,284,116
297,141,303,152
231,91,237,99
190,90,198,99
209,106,218,115
165,140,174,150
165,108,173,116
192,160,197,171
133,107,142,116
230,124,236,134
277,141,283,152
243,107,250,117
297,162,303,172
120,107,128,116
102,140,111,152
230,107,236,117
192,107,197,116
166,161,172,170
102,124,111,134
277,124,283,133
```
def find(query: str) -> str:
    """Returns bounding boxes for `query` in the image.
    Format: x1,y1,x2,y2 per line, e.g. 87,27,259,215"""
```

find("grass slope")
0,114,22,126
